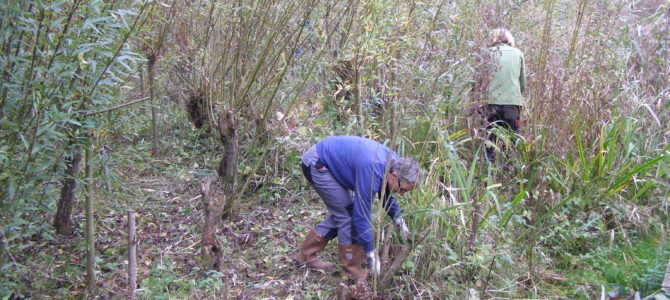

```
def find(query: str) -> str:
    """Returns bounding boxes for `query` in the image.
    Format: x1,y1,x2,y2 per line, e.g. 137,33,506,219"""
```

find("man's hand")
365,251,380,275
394,217,410,241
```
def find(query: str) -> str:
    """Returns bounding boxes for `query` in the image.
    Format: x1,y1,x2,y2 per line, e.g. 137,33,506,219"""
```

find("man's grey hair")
390,157,424,185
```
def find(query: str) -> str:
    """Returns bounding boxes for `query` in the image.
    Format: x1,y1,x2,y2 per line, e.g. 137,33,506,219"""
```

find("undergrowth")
1,0,669,299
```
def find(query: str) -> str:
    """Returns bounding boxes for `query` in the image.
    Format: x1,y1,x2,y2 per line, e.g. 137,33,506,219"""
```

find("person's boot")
337,244,367,279
296,228,335,270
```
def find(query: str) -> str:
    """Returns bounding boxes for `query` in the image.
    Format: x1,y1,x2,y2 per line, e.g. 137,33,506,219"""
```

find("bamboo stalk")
149,57,159,158
17,6,46,121
467,195,481,253
564,0,589,68
259,1,318,127
537,0,555,86
85,97,151,116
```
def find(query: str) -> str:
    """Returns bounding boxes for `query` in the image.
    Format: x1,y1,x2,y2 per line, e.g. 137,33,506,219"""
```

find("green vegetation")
1,0,668,298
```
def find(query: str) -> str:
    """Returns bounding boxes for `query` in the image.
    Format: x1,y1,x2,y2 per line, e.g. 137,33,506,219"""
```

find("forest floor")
22,159,350,299
15,137,666,299
113,171,343,299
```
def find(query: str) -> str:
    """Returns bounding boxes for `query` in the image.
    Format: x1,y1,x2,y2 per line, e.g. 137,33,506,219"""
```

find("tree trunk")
217,110,239,219
53,149,83,236
201,110,238,270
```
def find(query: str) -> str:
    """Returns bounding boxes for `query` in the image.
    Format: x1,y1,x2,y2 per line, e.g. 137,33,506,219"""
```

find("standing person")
484,28,526,162
295,136,423,280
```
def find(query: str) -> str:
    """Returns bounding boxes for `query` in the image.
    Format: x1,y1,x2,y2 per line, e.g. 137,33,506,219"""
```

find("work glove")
394,217,410,241
365,251,381,276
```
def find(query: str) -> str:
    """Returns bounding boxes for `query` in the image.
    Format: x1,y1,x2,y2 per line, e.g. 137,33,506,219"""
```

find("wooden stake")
148,57,159,158
663,254,670,291
85,137,96,295
128,210,137,300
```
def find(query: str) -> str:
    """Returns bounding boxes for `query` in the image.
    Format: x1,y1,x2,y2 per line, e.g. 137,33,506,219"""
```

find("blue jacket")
316,136,402,252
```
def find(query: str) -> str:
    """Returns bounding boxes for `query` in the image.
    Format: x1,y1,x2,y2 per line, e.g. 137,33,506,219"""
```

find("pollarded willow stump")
200,175,226,271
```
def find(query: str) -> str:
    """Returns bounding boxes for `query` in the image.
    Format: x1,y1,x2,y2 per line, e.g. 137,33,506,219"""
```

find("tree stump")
336,279,373,300
200,175,226,271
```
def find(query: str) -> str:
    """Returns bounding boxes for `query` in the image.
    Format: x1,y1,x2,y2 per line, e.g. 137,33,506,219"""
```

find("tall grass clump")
353,0,669,298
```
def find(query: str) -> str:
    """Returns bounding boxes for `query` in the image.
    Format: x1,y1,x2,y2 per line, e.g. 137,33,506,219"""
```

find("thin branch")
379,230,430,288
84,97,150,116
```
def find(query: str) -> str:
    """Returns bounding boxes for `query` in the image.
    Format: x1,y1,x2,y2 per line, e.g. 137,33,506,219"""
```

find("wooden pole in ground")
128,210,137,300
662,254,670,291
148,57,159,158
85,138,96,295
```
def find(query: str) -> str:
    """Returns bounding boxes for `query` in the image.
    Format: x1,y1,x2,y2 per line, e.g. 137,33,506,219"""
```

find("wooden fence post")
128,210,137,300
85,140,96,295
663,254,670,291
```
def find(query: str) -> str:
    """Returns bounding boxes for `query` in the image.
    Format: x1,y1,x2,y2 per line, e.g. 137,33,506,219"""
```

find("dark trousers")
485,104,521,162
301,146,356,244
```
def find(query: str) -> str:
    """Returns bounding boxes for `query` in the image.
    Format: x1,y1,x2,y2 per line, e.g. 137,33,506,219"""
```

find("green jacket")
487,43,526,106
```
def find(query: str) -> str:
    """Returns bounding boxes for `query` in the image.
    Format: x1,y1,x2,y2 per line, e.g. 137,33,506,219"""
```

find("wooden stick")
663,254,670,291
85,139,96,295
468,196,481,253
128,210,137,300
84,96,150,116
379,231,429,288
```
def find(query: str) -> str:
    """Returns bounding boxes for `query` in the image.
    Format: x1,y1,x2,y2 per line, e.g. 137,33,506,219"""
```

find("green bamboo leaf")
536,186,585,224
629,180,655,203
575,125,587,178
597,125,605,176
486,183,502,189
606,155,666,196
115,55,133,72
66,119,82,126
409,203,470,217
500,187,527,227
608,180,633,195
478,192,496,230
19,134,29,151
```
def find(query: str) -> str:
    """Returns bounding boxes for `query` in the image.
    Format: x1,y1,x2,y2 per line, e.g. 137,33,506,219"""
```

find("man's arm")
351,167,376,253
383,193,401,220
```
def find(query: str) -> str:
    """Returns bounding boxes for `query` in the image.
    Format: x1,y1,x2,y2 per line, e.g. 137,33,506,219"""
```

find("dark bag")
301,162,313,185
301,160,326,185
